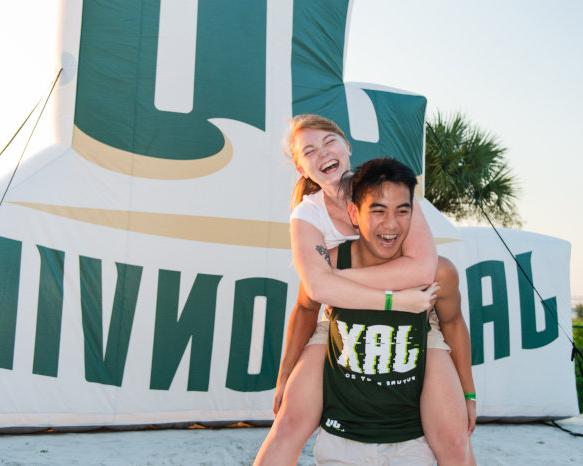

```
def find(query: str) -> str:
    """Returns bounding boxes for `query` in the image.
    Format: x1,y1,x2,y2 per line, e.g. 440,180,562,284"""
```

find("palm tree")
425,113,521,227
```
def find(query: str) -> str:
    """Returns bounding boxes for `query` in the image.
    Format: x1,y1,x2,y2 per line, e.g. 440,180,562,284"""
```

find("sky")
0,0,581,298
346,0,583,299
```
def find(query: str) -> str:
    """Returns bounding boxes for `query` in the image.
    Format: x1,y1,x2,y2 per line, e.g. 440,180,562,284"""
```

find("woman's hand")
393,282,439,313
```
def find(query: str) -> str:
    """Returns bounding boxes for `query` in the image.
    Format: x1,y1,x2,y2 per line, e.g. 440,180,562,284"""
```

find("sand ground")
0,417,582,465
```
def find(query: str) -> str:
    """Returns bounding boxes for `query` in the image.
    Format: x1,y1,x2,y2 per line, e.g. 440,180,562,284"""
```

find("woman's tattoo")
315,245,331,266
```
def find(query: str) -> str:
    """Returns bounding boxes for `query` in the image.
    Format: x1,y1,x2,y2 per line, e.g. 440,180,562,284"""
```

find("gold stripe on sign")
72,126,232,179
415,174,425,198
13,203,458,248
12,202,291,249
434,237,462,245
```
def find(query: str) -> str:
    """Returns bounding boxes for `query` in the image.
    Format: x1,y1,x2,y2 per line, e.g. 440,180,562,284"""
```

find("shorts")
306,319,329,346
427,309,450,351
314,428,435,466
306,310,451,351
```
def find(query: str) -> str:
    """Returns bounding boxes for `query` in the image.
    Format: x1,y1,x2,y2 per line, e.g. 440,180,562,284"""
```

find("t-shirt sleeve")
290,198,324,233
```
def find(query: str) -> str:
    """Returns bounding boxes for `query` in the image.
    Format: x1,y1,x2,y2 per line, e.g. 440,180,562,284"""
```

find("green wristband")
384,290,393,311
464,392,477,401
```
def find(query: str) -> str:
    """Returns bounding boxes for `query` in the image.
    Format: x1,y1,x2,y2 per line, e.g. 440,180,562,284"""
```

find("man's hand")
466,399,477,434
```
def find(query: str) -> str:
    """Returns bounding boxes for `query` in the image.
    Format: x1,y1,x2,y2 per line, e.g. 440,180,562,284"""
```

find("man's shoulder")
436,256,460,300
437,256,459,282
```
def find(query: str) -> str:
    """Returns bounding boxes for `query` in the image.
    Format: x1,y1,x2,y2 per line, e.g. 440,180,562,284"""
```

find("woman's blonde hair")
285,114,350,209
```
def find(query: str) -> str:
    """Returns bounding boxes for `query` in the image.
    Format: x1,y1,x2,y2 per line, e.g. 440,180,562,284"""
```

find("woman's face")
292,128,351,189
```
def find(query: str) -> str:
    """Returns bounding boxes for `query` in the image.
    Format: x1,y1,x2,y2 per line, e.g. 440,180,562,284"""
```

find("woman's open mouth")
320,160,339,174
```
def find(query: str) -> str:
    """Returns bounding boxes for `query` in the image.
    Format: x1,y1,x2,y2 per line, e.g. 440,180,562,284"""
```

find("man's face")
348,181,413,264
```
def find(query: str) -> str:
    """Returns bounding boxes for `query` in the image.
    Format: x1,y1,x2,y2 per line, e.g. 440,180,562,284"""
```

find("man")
309,158,473,465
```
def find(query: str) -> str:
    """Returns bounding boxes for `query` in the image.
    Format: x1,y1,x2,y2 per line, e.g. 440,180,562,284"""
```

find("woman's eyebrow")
303,134,334,152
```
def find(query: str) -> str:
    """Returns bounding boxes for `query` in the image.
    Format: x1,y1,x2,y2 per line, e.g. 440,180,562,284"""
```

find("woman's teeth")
320,160,339,173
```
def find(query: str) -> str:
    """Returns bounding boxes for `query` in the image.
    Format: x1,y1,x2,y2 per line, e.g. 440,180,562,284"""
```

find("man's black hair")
342,158,417,207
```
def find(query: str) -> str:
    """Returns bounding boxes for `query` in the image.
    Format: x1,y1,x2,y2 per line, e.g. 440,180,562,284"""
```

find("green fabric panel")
354,90,426,174
517,252,558,349
0,236,22,370
150,270,221,391
291,0,425,174
80,256,142,387
194,0,266,130
75,0,266,160
291,0,349,134
33,245,65,377
226,278,287,392
466,260,511,365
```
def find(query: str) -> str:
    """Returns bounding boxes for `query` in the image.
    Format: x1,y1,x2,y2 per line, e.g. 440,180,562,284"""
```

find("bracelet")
464,392,477,401
384,290,393,311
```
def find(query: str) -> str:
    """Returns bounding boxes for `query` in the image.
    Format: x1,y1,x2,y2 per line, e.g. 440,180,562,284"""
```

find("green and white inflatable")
0,0,577,429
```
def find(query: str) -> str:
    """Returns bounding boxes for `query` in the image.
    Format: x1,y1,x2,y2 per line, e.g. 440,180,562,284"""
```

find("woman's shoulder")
300,189,325,207
290,190,327,231
291,191,325,217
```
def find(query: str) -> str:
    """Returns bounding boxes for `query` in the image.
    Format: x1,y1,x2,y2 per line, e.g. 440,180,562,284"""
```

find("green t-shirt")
321,241,428,443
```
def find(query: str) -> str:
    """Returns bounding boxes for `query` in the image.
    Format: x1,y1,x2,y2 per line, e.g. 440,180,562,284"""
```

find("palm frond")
425,113,521,227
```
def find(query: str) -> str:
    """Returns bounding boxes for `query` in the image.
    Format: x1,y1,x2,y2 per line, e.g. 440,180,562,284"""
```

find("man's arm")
434,256,477,432
273,282,321,414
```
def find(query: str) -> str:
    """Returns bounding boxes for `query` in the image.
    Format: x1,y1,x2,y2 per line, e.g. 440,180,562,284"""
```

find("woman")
254,115,475,465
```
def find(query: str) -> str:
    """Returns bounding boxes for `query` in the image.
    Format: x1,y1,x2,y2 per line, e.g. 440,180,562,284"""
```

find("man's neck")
351,239,402,268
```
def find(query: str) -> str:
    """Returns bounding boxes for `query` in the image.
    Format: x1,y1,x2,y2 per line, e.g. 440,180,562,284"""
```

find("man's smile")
377,232,399,248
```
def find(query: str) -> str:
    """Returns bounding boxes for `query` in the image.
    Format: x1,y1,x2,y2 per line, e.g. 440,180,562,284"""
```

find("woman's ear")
347,201,359,228
295,163,307,179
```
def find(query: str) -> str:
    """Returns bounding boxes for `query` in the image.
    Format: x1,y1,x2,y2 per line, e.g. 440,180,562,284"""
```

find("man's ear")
347,201,359,228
